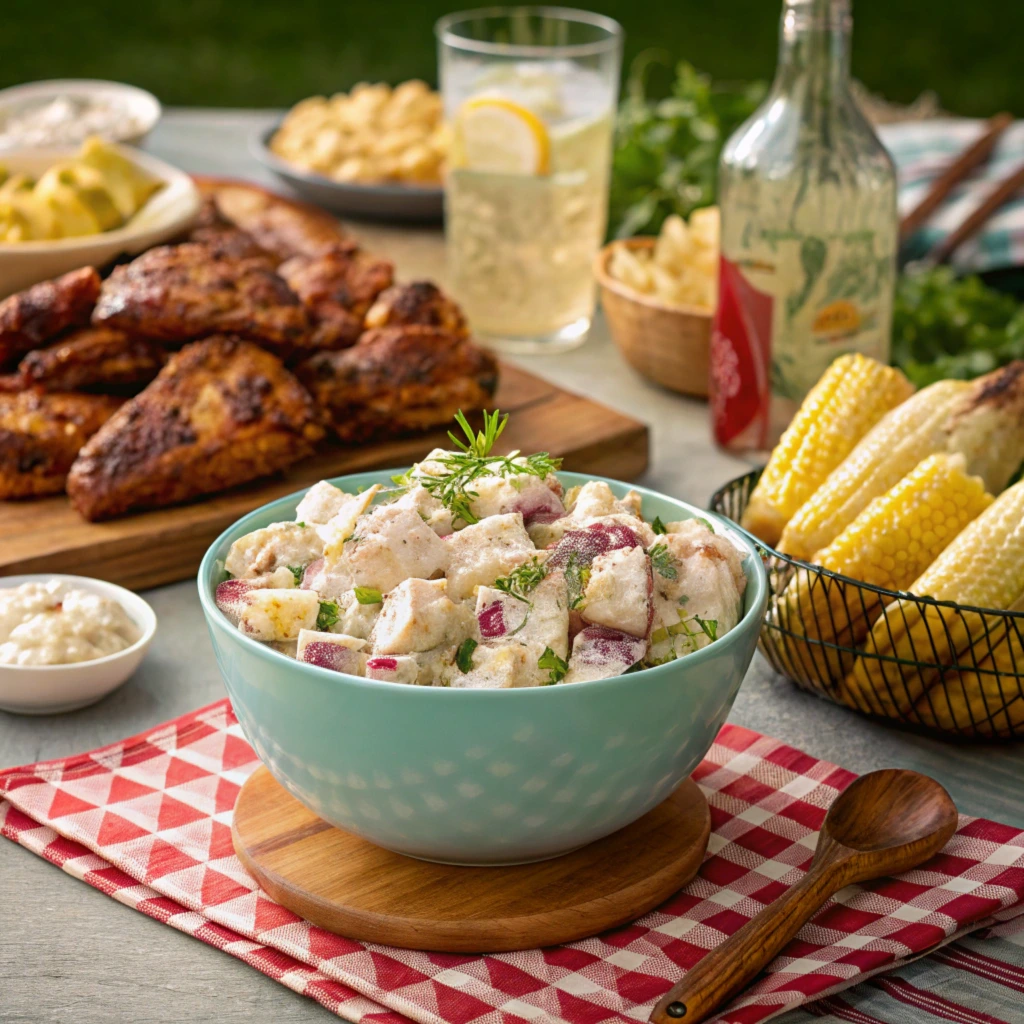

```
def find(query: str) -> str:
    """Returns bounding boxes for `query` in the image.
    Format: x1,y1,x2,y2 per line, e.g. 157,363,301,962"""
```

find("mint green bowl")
199,470,768,865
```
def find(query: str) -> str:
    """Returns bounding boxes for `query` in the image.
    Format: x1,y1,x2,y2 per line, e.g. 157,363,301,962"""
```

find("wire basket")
710,470,1024,740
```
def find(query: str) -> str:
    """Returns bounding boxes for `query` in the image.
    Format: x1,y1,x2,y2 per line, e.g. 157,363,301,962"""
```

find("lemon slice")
455,97,551,175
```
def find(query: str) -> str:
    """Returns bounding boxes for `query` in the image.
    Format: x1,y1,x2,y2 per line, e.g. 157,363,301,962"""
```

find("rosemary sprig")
538,646,568,684
493,557,548,603
650,543,679,581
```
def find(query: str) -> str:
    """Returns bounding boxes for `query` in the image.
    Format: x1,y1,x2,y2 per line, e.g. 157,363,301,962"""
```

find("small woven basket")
711,470,1024,740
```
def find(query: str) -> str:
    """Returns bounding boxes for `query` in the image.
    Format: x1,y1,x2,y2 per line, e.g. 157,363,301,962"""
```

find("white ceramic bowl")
0,574,157,715
0,143,201,297
0,79,162,148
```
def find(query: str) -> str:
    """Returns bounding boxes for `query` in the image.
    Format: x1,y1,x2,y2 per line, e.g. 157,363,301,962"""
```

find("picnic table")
1,108,1022,1024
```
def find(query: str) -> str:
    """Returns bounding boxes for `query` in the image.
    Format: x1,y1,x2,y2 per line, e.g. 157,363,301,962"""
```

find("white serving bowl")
0,143,201,297
0,79,162,148
0,574,157,715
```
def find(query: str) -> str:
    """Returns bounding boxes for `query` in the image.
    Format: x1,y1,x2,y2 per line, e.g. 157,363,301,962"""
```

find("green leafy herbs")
415,409,562,526
892,266,1024,388
696,516,715,533
295,521,306,528
651,612,718,646
538,646,569,685
694,615,718,641
564,550,591,610
287,565,305,586
652,516,668,535
353,586,382,605
609,56,766,239
649,543,679,581
493,557,548,603
456,638,478,673
316,600,340,632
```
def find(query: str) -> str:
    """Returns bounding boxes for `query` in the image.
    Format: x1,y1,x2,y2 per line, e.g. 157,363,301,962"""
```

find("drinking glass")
436,6,623,354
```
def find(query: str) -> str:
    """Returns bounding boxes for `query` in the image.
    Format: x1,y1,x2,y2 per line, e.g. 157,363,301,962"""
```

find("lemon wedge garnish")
454,97,551,175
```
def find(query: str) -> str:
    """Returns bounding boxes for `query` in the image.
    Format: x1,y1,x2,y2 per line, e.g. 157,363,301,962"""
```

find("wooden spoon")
649,769,958,1024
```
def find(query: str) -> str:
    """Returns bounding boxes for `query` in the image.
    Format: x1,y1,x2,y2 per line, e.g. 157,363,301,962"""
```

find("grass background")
1,0,1019,114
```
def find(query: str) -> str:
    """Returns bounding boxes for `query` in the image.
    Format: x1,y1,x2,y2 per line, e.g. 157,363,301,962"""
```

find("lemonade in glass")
436,8,623,353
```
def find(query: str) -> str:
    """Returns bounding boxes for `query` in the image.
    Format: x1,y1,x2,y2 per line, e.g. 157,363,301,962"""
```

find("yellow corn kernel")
774,453,992,685
741,354,913,546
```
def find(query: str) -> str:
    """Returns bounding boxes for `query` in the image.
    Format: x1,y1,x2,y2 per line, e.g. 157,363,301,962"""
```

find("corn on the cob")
741,355,913,546
774,454,992,685
778,361,1024,560
841,479,1024,719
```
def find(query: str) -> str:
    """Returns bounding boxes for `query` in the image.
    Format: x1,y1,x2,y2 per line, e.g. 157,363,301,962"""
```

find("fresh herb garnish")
696,516,715,533
694,615,718,641
353,586,382,605
650,543,679,581
316,600,340,632
493,557,548,603
287,565,305,586
538,646,569,685
564,550,591,610
651,612,718,647
416,410,562,526
456,638,478,673
295,521,306,528
652,516,668,535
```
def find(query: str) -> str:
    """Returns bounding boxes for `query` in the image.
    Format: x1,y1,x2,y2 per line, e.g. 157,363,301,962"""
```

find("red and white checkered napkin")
3,700,1024,1024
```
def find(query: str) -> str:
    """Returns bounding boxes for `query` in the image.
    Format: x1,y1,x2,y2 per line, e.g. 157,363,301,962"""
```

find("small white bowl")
0,574,157,715
0,142,201,298
0,79,162,149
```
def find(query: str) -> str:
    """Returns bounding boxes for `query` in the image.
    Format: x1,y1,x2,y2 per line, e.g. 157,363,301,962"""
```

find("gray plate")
250,125,444,224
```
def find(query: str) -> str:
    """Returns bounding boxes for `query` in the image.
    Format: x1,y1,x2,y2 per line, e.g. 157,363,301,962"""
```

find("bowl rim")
0,572,157,673
594,237,713,320
251,124,444,198
0,79,162,138
0,141,200,253
198,467,769,697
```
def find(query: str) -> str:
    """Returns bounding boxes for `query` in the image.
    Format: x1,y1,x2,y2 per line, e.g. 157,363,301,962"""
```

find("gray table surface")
1,110,1022,1024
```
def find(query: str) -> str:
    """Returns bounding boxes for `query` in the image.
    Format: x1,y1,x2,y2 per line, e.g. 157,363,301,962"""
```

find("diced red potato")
365,654,420,685
388,484,454,536
451,643,543,689
317,485,384,561
295,481,352,526
445,512,536,601
370,578,473,655
237,588,320,641
547,520,646,569
296,629,367,674
215,566,296,625
475,572,568,658
224,523,324,579
531,482,647,547
579,546,653,638
564,624,647,684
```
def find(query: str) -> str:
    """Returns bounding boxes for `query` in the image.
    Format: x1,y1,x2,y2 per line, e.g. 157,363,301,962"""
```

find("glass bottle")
710,0,898,455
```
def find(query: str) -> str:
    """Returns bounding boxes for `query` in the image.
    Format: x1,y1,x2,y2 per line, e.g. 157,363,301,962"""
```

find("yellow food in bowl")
0,137,163,242
270,81,449,186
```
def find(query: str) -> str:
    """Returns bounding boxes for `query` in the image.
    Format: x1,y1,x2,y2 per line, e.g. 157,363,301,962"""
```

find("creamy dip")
0,96,147,149
0,580,141,666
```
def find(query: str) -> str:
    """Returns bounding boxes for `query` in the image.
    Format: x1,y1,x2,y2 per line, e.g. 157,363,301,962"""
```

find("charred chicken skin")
0,390,122,499
279,247,394,319
67,336,325,520
18,328,166,393
296,326,498,444
364,281,468,338
0,267,101,369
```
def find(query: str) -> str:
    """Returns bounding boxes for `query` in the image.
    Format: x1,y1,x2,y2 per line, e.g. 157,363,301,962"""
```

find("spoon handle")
649,848,851,1024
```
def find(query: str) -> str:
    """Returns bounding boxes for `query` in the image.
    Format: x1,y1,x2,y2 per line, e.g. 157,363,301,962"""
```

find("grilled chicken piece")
364,282,468,338
0,390,122,499
188,224,277,266
296,326,499,444
67,336,325,520
91,244,313,355
19,328,166,393
0,375,22,392
0,267,101,369
197,180,351,262
279,248,394,319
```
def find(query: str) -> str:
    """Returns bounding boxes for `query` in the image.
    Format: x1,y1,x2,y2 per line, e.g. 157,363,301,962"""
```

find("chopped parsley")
414,410,562,526
287,565,305,586
316,600,340,632
696,516,715,533
563,550,591,610
538,646,569,685
694,615,718,641
353,586,382,605
456,638,478,673
652,516,668,535
493,557,548,603
295,521,306,528
650,543,679,581
651,612,719,647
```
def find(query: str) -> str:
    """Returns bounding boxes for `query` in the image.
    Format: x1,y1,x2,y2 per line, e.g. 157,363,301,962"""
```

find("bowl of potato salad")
200,412,767,864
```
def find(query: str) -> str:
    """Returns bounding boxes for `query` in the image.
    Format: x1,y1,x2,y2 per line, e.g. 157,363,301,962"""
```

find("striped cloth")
880,118,1024,273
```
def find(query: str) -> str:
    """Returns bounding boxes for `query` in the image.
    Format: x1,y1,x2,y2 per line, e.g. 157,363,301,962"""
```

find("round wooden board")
232,766,711,953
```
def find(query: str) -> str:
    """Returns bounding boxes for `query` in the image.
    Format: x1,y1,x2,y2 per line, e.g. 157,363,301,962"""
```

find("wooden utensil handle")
649,847,851,1024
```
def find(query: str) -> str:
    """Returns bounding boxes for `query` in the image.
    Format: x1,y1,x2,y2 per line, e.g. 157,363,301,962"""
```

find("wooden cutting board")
232,765,710,953
0,364,648,591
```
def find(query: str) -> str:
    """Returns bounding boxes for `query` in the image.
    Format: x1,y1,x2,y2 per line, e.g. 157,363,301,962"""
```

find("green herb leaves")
456,638,478,673
316,600,340,632
493,557,548,603
649,543,679,581
652,516,667,535
287,565,305,586
353,586,382,605
538,646,569,685
651,612,718,647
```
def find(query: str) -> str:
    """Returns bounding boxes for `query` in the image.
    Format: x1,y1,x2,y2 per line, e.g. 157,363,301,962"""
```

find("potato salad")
216,412,747,687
